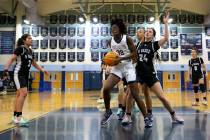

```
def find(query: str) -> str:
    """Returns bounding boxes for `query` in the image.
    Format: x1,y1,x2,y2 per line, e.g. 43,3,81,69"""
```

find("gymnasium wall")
1,4,210,92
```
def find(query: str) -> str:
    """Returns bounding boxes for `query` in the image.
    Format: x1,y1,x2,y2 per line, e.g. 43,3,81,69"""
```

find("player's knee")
193,86,199,93
199,84,206,93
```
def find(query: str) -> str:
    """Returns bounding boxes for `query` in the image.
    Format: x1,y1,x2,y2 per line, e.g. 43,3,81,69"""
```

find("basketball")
103,52,119,66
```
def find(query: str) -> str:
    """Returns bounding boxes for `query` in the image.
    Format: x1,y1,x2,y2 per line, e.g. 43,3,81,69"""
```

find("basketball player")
122,28,153,125
135,12,184,126
3,34,49,126
188,48,208,106
101,19,152,128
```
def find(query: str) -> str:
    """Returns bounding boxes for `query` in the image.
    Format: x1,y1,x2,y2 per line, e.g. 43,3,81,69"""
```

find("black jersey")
13,46,34,76
136,41,160,75
189,57,204,75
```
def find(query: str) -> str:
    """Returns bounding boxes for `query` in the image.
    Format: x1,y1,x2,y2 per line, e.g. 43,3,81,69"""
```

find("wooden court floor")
0,91,210,140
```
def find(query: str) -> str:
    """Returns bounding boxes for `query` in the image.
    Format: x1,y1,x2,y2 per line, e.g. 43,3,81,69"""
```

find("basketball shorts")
110,62,136,84
136,73,159,88
14,74,29,89
192,74,203,84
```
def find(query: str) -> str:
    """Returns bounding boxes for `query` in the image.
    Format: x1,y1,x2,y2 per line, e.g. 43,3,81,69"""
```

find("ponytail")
16,34,31,47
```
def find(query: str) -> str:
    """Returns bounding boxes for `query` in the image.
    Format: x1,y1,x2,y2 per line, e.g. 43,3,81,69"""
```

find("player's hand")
3,70,9,80
42,69,50,76
163,11,170,24
113,57,121,66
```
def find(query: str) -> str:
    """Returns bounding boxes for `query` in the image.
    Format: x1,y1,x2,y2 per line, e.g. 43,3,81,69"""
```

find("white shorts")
110,62,136,83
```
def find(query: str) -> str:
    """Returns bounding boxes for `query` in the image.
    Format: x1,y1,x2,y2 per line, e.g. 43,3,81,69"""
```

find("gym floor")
0,91,209,140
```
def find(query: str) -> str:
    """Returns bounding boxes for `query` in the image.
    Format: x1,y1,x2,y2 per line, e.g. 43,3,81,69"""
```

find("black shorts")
192,74,203,84
122,77,127,86
137,74,159,88
14,74,29,89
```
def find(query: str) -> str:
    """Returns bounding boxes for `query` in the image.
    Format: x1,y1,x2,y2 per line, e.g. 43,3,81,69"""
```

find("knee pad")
199,84,206,93
193,86,198,93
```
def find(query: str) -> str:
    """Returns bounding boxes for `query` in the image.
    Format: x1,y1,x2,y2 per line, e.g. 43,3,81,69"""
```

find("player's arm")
188,60,192,81
119,36,137,62
32,60,49,76
158,11,169,47
4,54,18,71
200,58,208,75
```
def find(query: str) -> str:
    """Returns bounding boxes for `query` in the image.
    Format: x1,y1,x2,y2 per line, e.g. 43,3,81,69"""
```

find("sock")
118,104,123,109
170,111,175,116
196,98,199,102
126,113,131,116
122,106,126,112
147,109,152,114
14,111,17,117
16,112,22,117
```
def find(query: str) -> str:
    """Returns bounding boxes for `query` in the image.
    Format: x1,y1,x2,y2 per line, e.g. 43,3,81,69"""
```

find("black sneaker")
101,110,113,126
148,113,154,122
144,117,153,128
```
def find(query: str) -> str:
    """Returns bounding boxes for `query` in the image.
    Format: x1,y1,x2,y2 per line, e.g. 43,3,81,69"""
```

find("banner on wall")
205,27,210,36
22,26,30,35
68,27,76,37
59,27,66,36
40,39,48,49
161,52,169,61
50,39,57,49
170,26,178,36
68,39,76,49
100,39,109,49
50,27,57,37
91,52,99,62
31,40,39,49
59,39,66,49
49,52,57,62
77,52,85,62
77,39,85,49
0,31,15,54
59,52,66,62
206,39,210,48
91,39,99,49
128,27,136,36
77,27,85,37
32,26,39,37
41,26,48,37
40,52,48,62
170,39,178,49
171,52,179,61
68,52,75,62
92,27,99,36
180,34,202,55
101,27,109,36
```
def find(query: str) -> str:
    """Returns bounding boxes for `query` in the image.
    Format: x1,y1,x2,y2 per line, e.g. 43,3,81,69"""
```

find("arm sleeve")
153,41,160,51
200,57,204,64
188,60,191,67
13,47,23,56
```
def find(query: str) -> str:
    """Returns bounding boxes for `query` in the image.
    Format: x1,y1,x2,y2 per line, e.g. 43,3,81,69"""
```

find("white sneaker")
121,114,132,126
171,114,184,124
192,102,199,106
117,108,122,115
12,116,17,123
14,117,29,126
202,100,208,106
97,98,104,103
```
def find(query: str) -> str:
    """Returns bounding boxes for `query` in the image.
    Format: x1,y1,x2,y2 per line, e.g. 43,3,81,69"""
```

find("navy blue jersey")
13,46,34,75
189,57,204,75
136,41,160,75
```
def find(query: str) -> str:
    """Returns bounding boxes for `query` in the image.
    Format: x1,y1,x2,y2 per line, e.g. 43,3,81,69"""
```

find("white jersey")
111,35,131,63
